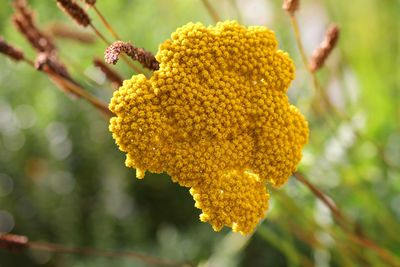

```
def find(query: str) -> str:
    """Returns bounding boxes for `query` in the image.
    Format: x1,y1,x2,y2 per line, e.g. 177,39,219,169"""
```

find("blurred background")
0,0,399,266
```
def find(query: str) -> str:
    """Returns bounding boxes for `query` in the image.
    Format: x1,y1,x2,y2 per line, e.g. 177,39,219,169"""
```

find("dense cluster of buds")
109,21,309,234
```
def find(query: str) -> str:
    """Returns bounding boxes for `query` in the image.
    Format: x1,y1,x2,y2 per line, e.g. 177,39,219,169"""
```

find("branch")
293,172,400,267
0,233,190,267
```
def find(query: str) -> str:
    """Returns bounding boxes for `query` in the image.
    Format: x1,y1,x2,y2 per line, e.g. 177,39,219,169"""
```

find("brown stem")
293,172,349,229
11,53,112,119
44,67,112,119
92,6,120,40
293,172,400,266
229,0,243,24
200,0,220,24
89,23,109,44
289,12,393,169
29,242,186,267
0,233,189,267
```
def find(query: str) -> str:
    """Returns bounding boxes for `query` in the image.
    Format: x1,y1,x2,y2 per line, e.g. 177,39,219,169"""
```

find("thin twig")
0,233,189,267
293,172,400,267
229,0,242,24
55,0,144,75
92,5,120,40
87,4,148,75
200,0,220,24
290,15,309,71
274,190,379,266
288,12,393,170
29,242,186,267
0,43,111,119
45,67,112,119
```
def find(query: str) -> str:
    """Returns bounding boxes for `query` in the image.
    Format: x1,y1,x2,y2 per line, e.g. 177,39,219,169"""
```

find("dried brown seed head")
0,36,25,61
104,41,159,71
34,52,70,80
283,0,300,15
12,0,34,27
309,24,340,72
93,57,123,89
104,40,129,65
0,233,29,252
56,0,91,27
11,1,56,53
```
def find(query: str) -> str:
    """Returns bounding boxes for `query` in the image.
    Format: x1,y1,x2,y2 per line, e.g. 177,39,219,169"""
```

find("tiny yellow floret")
109,21,309,235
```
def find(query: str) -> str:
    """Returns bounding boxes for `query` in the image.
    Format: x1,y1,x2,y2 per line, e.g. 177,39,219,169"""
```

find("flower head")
109,21,309,234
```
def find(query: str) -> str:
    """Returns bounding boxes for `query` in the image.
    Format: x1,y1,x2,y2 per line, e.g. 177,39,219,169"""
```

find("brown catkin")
12,0,34,27
283,0,300,14
34,52,71,80
93,57,123,88
0,234,29,252
34,52,82,98
104,41,159,71
0,36,25,61
56,0,91,27
12,14,56,53
309,24,340,72
11,1,56,53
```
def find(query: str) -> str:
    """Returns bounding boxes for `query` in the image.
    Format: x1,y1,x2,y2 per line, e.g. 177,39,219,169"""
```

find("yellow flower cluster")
109,21,309,235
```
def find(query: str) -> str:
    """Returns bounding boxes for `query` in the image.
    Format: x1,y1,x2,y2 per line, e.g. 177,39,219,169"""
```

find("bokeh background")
0,0,399,266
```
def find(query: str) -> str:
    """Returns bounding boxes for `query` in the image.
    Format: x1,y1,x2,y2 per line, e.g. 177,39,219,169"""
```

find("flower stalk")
200,0,220,23
293,172,400,267
0,233,188,267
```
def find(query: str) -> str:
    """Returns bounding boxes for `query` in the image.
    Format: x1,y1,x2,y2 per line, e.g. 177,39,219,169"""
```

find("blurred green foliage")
0,0,399,266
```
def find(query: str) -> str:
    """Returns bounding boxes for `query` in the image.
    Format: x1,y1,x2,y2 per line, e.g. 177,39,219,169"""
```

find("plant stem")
290,15,309,71
29,241,187,267
45,68,112,119
92,6,120,40
19,56,112,119
230,0,242,24
293,172,400,267
201,0,220,24
289,13,393,169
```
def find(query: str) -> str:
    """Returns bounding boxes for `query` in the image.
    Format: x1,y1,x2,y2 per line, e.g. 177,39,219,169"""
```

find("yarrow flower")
109,21,309,235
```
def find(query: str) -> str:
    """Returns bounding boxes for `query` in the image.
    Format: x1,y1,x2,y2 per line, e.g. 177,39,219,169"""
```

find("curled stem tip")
104,41,159,71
